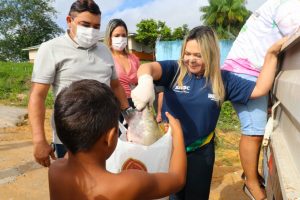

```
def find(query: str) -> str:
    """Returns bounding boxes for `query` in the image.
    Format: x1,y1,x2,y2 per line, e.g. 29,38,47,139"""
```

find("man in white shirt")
28,0,129,167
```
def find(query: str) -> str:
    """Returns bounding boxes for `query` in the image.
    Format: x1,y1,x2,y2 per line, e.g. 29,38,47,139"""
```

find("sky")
52,0,267,33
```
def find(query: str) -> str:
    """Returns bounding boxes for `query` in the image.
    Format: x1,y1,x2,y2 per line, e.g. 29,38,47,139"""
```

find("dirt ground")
0,110,250,200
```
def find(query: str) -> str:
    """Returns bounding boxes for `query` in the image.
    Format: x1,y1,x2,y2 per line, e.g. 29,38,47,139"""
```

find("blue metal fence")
155,40,234,65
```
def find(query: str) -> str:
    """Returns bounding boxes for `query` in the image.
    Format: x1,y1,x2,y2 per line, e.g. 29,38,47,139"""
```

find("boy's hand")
165,112,182,135
156,112,162,123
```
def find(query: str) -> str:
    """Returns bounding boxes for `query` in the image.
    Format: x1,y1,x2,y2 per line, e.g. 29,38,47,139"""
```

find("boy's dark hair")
69,0,101,17
54,79,120,154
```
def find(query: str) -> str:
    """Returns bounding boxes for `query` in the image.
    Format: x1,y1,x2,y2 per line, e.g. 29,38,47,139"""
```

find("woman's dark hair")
54,79,120,154
69,0,101,16
104,19,129,53
107,19,128,38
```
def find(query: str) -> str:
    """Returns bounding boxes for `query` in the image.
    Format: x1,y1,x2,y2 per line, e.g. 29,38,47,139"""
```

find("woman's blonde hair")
176,26,225,105
104,18,129,54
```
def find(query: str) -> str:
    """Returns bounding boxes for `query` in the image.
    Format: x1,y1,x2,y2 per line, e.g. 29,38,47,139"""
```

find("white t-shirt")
224,0,300,74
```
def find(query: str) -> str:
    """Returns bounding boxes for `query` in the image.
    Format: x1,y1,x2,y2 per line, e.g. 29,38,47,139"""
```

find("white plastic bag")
106,123,172,200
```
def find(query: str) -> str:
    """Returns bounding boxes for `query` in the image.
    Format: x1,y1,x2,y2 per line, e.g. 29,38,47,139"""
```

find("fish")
125,106,164,146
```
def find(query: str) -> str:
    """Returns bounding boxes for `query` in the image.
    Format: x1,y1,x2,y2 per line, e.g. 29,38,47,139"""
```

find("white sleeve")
31,42,56,84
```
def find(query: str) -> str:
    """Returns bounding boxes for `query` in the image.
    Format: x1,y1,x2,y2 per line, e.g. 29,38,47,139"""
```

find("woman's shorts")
231,73,268,136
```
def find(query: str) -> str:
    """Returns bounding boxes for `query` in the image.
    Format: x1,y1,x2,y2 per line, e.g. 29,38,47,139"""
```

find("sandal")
243,184,267,200
241,172,265,186
243,184,256,200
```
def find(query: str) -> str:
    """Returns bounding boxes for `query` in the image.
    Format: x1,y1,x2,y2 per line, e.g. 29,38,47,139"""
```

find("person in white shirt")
28,0,129,167
222,0,300,199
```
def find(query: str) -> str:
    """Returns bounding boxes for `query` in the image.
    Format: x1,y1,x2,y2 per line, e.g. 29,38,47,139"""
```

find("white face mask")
111,37,127,51
74,25,101,48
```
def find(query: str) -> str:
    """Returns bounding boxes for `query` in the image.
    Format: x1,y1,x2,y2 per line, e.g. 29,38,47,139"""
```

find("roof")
22,45,41,51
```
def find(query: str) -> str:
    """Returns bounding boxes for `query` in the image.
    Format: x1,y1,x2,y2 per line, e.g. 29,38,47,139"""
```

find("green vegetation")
0,62,53,107
0,0,63,61
135,19,189,48
200,0,251,39
217,101,240,131
215,102,241,166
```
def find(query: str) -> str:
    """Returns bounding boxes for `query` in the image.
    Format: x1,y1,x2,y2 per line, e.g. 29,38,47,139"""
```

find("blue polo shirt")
155,60,255,146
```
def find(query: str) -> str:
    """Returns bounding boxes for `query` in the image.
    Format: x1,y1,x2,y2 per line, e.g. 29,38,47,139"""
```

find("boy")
49,79,186,200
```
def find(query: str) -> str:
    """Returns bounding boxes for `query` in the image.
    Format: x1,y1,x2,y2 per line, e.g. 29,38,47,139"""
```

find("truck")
262,31,300,200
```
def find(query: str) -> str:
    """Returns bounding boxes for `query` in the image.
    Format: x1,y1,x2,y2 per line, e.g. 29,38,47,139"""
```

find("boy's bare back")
49,158,134,200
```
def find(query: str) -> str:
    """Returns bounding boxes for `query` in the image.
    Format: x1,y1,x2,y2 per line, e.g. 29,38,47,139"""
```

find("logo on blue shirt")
174,85,190,93
208,93,219,102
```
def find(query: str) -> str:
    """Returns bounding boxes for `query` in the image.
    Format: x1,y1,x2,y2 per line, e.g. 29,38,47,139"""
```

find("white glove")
131,74,155,110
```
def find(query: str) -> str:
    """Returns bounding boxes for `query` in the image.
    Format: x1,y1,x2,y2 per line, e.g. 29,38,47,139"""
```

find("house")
22,32,154,63
22,45,40,63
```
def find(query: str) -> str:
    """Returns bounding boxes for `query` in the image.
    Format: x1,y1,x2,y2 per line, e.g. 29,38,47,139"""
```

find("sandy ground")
0,110,250,200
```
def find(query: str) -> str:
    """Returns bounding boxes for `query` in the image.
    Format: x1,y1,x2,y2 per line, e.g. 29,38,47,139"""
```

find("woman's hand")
267,36,289,56
131,74,155,110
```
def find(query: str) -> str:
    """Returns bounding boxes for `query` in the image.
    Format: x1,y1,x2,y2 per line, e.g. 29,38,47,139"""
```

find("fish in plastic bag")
124,106,164,145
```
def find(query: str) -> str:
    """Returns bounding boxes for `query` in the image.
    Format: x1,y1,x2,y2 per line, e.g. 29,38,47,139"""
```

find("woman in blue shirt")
131,26,286,200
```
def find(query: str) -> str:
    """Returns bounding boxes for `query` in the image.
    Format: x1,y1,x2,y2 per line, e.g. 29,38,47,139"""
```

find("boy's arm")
120,112,186,199
156,92,164,123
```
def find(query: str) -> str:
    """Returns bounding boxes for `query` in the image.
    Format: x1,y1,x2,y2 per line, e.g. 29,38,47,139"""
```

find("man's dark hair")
54,79,120,154
69,0,101,16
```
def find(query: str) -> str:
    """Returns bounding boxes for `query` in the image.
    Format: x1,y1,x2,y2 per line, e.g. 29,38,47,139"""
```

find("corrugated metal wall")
270,34,300,199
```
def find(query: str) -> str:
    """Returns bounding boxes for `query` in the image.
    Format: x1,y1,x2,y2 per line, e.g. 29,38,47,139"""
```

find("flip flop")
243,184,256,200
241,172,265,186
243,184,267,200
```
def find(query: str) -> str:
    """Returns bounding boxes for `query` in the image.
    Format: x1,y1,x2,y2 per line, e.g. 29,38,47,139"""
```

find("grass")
217,101,240,131
215,101,241,166
0,61,53,108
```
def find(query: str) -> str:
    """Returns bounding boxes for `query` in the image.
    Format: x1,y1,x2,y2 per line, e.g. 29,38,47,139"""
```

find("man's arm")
28,83,55,167
110,79,129,110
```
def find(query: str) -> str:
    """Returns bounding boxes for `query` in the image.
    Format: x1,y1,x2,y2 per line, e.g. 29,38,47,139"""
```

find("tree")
135,19,159,48
0,0,63,61
158,21,173,41
200,0,251,39
172,24,189,40
135,19,189,48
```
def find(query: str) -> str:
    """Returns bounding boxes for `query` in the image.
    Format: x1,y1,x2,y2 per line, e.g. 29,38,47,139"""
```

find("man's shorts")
231,73,268,136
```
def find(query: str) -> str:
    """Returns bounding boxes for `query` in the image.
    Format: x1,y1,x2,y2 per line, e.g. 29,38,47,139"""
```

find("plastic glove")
131,74,155,110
